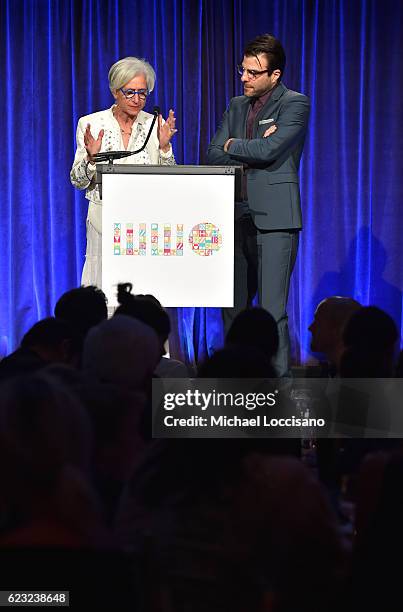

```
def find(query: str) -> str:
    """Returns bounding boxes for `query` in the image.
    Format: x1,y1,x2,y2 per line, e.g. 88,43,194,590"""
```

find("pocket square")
259,118,274,125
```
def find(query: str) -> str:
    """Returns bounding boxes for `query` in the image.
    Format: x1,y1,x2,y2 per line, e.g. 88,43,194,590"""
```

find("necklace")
113,107,134,136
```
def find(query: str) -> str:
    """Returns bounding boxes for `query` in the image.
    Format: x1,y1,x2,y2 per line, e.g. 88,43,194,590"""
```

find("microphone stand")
91,105,161,166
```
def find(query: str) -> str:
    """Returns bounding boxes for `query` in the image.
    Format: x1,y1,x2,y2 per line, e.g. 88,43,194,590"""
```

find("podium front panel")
102,171,234,307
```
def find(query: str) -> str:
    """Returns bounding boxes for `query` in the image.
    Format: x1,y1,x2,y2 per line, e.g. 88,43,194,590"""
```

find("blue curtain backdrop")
1,0,402,365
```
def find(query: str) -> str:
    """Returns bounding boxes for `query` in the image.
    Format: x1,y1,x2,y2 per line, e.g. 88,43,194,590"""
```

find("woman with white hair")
70,56,177,287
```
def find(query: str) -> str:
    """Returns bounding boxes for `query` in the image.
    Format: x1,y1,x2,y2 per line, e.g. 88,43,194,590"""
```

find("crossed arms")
207,95,310,167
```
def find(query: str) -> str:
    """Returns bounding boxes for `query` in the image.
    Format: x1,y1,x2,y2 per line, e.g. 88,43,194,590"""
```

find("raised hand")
158,109,177,152
84,124,104,161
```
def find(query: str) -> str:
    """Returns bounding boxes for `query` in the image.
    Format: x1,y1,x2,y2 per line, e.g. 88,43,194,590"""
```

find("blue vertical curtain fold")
1,0,402,363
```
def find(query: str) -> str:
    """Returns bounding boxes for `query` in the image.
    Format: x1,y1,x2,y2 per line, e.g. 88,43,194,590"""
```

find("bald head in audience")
309,297,362,371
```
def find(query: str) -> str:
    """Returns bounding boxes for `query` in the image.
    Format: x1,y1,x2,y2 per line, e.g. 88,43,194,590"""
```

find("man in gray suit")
207,33,310,376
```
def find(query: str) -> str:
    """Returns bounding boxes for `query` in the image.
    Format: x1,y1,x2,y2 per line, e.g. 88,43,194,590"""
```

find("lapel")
237,97,252,138
136,110,149,127
253,82,287,137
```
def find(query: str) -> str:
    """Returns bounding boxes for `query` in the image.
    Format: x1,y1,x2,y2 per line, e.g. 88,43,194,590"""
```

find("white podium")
96,165,240,308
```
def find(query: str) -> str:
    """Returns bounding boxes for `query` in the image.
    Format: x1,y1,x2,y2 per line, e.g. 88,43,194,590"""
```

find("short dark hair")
226,307,279,363
21,317,78,350
54,286,108,338
343,306,398,352
244,33,286,78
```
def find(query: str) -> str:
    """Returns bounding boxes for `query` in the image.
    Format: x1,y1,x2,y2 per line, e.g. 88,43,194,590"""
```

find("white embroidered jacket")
70,106,176,233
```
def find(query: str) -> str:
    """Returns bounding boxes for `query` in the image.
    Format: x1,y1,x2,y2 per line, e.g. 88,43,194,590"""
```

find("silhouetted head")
343,306,398,352
340,306,398,377
21,317,80,365
114,283,170,355
83,314,160,391
198,345,276,379
54,286,108,340
226,307,279,365
309,297,362,367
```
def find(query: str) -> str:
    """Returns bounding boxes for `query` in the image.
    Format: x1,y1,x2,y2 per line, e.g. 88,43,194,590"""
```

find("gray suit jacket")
207,82,310,230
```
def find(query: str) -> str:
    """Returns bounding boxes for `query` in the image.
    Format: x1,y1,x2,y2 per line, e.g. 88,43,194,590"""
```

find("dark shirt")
246,88,274,140
0,347,46,381
239,87,275,207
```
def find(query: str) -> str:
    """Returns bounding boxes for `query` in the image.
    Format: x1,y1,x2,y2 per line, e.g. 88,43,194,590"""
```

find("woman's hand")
84,124,104,162
158,109,177,152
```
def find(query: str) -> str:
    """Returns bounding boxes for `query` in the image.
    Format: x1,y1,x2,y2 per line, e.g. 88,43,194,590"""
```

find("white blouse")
70,105,176,233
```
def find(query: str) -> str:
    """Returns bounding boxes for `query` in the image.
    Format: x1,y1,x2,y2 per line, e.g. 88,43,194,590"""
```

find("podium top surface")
96,164,241,176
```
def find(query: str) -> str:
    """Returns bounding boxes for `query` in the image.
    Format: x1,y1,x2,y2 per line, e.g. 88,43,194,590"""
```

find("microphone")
92,105,161,164
92,150,134,162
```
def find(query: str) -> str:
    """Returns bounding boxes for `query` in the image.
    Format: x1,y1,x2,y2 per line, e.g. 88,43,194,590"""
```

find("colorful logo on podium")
113,221,222,256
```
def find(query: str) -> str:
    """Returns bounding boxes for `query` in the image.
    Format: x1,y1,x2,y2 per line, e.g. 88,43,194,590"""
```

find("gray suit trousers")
223,213,299,377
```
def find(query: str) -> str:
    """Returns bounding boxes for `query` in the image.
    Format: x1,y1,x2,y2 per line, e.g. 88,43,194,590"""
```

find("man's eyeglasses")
120,88,148,100
236,64,269,80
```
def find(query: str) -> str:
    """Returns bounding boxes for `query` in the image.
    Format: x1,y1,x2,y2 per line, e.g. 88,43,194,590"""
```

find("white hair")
108,56,156,93
82,315,160,391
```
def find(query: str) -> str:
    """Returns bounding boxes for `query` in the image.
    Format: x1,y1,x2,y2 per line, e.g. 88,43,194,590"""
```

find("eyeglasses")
236,64,269,80
119,88,148,100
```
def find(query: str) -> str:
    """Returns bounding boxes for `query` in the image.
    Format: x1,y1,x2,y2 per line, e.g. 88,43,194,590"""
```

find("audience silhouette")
340,306,398,377
0,317,80,381
0,286,402,609
114,282,190,377
309,296,361,375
